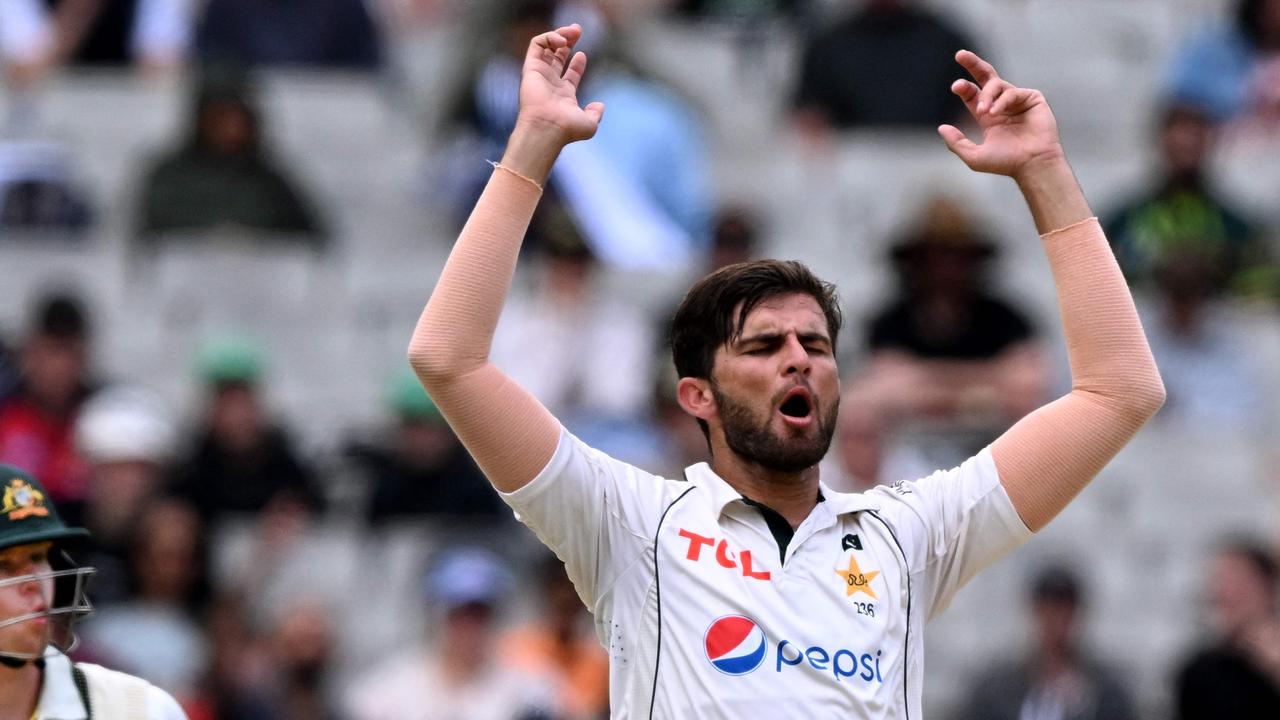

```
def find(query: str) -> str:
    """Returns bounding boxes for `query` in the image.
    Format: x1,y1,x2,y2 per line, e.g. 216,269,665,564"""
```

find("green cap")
195,335,265,385
385,367,443,423
0,465,89,551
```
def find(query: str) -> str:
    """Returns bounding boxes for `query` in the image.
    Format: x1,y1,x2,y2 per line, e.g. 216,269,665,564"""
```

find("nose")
781,335,811,377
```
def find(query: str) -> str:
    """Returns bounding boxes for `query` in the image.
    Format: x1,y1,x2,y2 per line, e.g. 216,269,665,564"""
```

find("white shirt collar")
35,649,88,720
683,462,879,517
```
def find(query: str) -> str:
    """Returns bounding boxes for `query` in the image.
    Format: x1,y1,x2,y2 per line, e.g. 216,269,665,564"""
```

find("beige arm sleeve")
991,218,1166,532
407,168,560,491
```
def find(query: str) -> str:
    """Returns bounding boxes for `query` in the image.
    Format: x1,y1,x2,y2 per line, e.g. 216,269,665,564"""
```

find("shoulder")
144,685,188,720
975,295,1033,326
76,663,189,720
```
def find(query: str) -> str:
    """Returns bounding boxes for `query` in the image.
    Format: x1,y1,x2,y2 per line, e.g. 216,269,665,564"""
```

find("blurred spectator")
196,0,382,70
43,0,191,68
491,224,656,425
78,497,211,702
954,564,1138,720
73,384,176,606
0,336,17,403
344,547,562,720
552,0,712,263
669,0,809,23
793,0,975,132
1139,249,1268,431
1175,539,1280,718
849,197,1048,429
0,140,93,234
135,63,327,246
1104,102,1277,300
190,591,280,720
652,206,760,369
264,600,342,720
505,555,609,719
168,336,324,523
651,364,709,478
830,385,931,494
347,368,503,524
0,0,54,87
1166,0,1280,122
649,207,761,476
704,206,758,272
0,292,95,523
437,0,711,267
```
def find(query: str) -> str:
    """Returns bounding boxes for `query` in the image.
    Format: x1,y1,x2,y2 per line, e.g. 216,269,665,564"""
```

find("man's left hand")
938,51,1065,179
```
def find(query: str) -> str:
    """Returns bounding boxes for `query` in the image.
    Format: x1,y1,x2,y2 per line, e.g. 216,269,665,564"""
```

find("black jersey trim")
649,486,697,720
866,510,911,719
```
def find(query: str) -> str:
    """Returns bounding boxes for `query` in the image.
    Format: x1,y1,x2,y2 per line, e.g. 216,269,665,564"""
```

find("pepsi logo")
704,615,767,675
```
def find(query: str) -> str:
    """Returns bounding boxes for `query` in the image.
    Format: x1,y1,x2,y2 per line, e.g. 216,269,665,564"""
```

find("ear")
675,377,716,422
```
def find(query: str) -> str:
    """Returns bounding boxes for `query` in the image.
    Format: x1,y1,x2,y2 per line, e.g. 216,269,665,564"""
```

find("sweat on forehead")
669,260,842,380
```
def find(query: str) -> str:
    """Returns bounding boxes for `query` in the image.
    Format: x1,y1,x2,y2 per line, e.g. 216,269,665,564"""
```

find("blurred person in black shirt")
196,0,380,70
1104,102,1276,300
794,0,975,133
955,564,1137,720
136,64,326,245
351,369,503,524
1175,538,1280,719
851,196,1048,430
169,337,324,523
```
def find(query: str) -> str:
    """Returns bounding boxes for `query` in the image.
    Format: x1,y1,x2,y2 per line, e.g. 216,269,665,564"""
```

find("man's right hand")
503,24,604,180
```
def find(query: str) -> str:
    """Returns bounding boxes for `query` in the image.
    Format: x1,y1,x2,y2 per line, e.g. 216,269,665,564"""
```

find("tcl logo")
678,529,771,581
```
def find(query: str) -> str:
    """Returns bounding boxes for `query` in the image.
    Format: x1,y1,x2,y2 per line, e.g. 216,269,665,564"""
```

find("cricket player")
408,24,1165,718
0,464,187,720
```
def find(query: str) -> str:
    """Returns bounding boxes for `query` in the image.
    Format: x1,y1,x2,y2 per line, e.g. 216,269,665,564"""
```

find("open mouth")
778,388,813,420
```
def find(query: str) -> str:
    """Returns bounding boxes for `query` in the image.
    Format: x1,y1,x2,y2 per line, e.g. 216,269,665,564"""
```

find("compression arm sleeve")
407,168,561,491
991,218,1165,532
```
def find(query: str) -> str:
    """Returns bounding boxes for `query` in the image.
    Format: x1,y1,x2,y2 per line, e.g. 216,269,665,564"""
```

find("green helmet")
0,465,94,665
0,466,89,551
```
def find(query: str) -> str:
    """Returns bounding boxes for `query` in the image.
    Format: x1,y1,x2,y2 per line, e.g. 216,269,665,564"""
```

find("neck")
0,662,41,720
438,645,485,686
1036,642,1076,676
1161,169,1203,193
709,444,821,529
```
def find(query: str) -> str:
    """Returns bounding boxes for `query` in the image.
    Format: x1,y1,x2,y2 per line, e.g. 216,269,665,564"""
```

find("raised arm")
938,51,1165,532
407,24,604,492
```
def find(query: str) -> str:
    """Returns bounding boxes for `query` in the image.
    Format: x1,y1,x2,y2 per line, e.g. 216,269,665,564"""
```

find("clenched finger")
956,49,999,87
951,79,982,121
527,24,581,65
978,79,1008,115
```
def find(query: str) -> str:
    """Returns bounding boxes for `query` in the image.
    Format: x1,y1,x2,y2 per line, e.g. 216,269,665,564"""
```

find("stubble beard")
712,382,839,474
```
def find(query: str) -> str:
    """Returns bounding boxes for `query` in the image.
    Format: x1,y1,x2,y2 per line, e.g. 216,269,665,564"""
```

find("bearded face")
712,377,840,474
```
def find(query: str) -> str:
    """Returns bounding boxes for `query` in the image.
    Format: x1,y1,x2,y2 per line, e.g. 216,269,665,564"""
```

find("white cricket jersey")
501,428,1034,719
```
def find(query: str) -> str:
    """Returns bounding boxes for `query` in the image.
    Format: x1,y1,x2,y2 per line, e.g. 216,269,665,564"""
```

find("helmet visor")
0,567,95,661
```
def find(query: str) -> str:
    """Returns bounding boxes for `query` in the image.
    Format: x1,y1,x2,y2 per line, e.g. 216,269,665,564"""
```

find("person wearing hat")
851,195,1050,431
953,563,1137,720
0,463,187,719
135,61,326,246
343,547,562,720
168,336,323,523
351,369,501,524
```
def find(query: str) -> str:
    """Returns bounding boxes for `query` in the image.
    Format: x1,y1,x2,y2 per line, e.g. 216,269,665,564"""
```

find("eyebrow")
735,331,832,348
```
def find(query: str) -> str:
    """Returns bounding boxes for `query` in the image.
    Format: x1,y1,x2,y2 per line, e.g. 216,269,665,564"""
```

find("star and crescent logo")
834,553,880,599
1,478,50,521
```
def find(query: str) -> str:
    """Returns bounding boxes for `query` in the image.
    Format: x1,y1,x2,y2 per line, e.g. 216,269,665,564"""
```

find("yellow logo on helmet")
1,478,50,521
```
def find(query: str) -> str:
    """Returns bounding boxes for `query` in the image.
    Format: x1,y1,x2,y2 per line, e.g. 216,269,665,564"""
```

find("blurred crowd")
1,0,1279,718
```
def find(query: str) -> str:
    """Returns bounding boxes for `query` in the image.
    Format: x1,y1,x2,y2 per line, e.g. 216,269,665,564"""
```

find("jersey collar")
684,462,880,517
35,650,88,720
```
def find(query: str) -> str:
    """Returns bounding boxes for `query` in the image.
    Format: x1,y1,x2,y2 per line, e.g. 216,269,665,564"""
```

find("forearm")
407,167,541,381
406,126,565,490
992,165,1165,530
407,125,560,382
